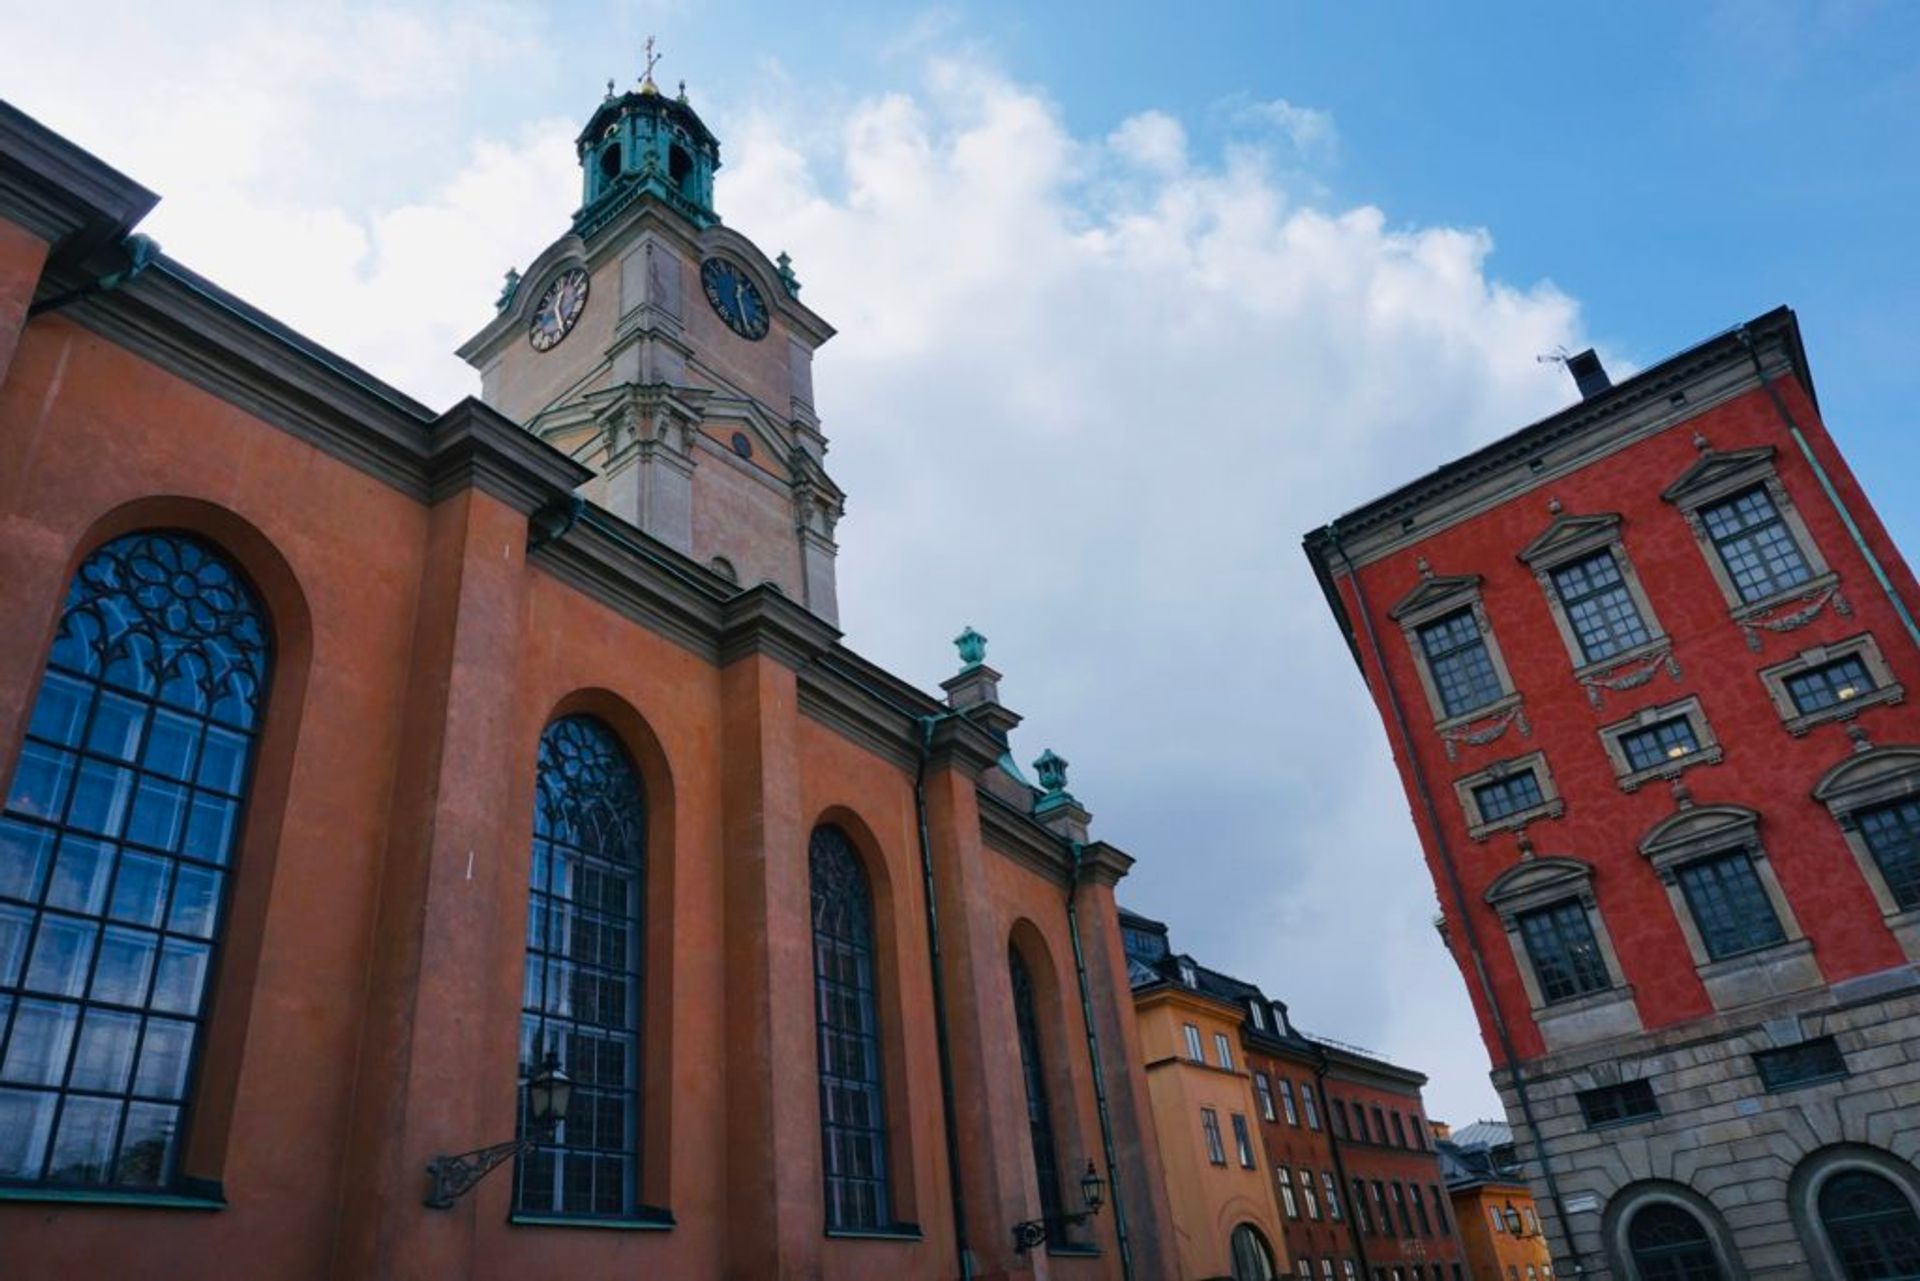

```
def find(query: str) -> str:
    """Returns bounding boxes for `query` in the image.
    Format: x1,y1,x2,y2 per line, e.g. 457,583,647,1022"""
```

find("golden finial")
641,35,661,94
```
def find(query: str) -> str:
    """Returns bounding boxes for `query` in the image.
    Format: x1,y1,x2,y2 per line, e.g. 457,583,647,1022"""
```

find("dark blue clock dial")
700,257,770,340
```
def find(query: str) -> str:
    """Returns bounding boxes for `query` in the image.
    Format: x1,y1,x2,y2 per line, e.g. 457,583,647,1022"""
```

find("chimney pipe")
1566,349,1611,399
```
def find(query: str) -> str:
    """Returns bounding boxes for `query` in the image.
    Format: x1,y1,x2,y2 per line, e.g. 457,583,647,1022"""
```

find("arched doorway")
1817,1169,1920,1279
1229,1222,1276,1281
1626,1200,1727,1281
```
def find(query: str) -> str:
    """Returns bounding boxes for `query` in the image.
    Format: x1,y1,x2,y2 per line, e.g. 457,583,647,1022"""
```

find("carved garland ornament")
1739,583,1852,651
1441,703,1531,762
1581,643,1683,709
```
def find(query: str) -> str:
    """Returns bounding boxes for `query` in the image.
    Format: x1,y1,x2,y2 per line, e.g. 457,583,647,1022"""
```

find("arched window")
515,715,645,1218
1230,1222,1277,1281
1010,945,1063,1236
1818,1170,1920,1279
1627,1201,1727,1281
811,824,889,1231
0,532,269,1191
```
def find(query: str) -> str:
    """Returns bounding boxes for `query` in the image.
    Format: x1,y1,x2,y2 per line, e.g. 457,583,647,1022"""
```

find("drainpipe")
915,713,976,1280
1326,525,1585,1276
29,233,159,317
1737,326,1920,649
1313,1046,1372,1274
1066,839,1136,1280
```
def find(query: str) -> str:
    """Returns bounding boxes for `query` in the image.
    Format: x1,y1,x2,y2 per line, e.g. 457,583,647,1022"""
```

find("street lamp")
424,1050,573,1209
1504,1201,1532,1237
1012,1160,1108,1252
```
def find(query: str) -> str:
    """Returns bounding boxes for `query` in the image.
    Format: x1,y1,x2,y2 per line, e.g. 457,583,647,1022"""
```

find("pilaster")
333,488,532,1279
718,652,821,1278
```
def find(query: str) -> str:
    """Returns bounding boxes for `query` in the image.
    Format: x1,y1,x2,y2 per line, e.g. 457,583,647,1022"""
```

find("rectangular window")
1350,1105,1369,1143
1619,716,1701,772
1859,799,1920,910
1491,1205,1505,1234
1412,1115,1427,1150
1391,1111,1408,1147
1785,655,1877,715
1301,1168,1321,1220
1550,549,1651,662
1372,1107,1388,1145
1413,1182,1432,1234
1417,609,1505,718
1700,486,1814,603
1323,1261,1336,1281
1517,899,1612,1002
1255,1072,1277,1122
1346,1264,1359,1281
1675,850,1787,960
1373,1179,1388,1230
1302,1082,1322,1130
1331,1098,1350,1138
1280,1079,1299,1126
1279,1165,1300,1218
1183,1022,1204,1062
1232,1113,1257,1168
1524,1208,1538,1234
1250,1001,1267,1031
1324,1169,1343,1220
1201,1107,1226,1165
1755,1036,1849,1092
1431,1184,1451,1234
1576,1079,1659,1128
1392,1182,1413,1235
1215,1031,1235,1071
1473,771,1545,823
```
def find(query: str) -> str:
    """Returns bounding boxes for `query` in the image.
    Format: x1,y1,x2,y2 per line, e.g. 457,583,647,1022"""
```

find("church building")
0,66,1179,1280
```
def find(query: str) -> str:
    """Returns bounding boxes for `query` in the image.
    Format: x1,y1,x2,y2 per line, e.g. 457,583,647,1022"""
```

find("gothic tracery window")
515,715,645,1218
811,825,890,1230
0,532,269,1191
1010,946,1064,1237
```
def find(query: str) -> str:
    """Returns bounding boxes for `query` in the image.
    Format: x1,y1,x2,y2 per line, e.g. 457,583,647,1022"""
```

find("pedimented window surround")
1638,804,1820,1011
1598,696,1723,792
1483,857,1639,1051
1388,570,1526,759
1454,750,1564,840
1814,746,1920,960
1757,633,1904,736
1662,446,1848,650
1518,511,1677,706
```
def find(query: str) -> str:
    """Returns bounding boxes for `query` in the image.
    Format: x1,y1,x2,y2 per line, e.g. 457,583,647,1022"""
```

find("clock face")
528,267,589,352
700,257,770,341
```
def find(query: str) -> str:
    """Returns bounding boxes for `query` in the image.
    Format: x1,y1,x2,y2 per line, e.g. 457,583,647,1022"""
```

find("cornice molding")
978,790,1072,885
717,584,840,669
0,102,157,259
1077,840,1135,888
427,398,594,511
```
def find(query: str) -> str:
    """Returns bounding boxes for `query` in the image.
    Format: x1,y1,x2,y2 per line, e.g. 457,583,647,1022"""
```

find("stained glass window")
1626,1201,1726,1281
1859,800,1920,911
0,532,268,1192
1550,550,1651,662
515,715,645,1218
1819,1169,1920,1280
1417,610,1504,718
1700,486,1813,603
1010,947,1063,1234
812,825,890,1230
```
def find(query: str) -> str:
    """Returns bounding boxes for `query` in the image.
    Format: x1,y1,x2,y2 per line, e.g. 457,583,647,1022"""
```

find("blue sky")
4,0,1914,1125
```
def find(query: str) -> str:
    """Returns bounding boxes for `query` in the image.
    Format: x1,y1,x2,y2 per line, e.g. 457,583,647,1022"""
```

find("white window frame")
1389,571,1521,733
1518,510,1668,682
1183,1022,1204,1062
1757,632,1904,736
1597,695,1723,792
1215,1031,1235,1071
1662,444,1835,623
1278,1165,1299,1218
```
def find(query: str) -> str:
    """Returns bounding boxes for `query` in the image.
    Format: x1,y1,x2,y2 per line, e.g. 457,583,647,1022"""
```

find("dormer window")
1179,961,1197,988
1249,1001,1267,1031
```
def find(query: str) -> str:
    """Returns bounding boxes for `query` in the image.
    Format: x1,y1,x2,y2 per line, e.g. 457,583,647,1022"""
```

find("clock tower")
457,62,844,623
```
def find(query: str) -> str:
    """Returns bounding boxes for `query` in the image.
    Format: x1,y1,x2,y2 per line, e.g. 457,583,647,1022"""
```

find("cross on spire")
641,35,661,92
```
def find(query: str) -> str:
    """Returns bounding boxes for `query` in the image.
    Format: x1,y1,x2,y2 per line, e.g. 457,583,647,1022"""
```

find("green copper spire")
573,41,721,236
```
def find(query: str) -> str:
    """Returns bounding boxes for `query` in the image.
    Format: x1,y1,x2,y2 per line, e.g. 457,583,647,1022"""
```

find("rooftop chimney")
1566,348,1611,399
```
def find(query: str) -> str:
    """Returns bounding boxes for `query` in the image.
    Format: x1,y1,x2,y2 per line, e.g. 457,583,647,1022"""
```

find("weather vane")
642,35,662,91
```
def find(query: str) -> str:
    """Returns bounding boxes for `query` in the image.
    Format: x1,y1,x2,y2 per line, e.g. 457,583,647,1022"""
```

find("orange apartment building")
1434,1122,1554,1281
0,74,1181,1280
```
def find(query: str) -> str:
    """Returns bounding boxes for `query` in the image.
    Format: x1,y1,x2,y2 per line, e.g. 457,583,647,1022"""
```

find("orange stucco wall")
0,242,1173,1278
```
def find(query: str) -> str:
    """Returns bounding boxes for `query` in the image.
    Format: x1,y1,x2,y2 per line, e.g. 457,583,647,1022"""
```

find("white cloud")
4,12,1590,1121
719,61,1583,1122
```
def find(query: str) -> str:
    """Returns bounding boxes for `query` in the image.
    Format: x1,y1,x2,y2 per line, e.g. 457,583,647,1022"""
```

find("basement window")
1754,1037,1849,1093
1576,1080,1659,1129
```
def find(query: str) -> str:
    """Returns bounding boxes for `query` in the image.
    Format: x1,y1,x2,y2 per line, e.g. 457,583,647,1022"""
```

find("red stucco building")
1306,315,1920,1279
0,81,1180,1280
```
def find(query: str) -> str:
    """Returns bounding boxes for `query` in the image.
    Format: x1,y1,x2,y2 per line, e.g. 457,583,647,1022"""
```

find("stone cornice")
717,584,840,669
1076,840,1135,888
0,102,156,259
925,713,1003,779
529,507,732,660
978,789,1073,885
427,398,594,510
